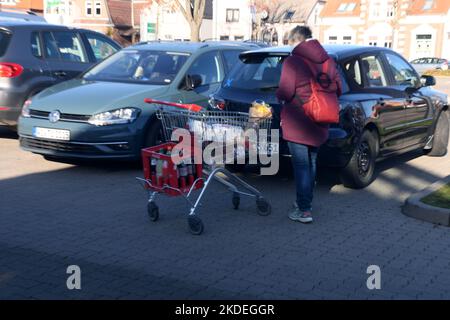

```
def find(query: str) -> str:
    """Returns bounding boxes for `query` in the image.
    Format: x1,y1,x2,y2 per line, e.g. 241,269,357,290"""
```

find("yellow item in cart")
249,100,272,119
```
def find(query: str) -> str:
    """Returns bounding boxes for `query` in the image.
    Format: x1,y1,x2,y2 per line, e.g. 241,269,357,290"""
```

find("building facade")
44,0,152,45
139,0,213,42
253,0,325,45
211,0,252,41
44,0,112,33
139,0,252,42
0,0,43,13
319,0,450,60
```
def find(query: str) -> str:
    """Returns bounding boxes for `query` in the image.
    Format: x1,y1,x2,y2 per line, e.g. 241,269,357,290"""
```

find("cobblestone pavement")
0,80,449,300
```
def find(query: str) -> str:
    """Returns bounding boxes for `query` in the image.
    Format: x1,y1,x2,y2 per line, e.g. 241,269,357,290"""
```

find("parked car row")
212,45,449,188
410,57,449,74
1,19,448,189
0,20,121,126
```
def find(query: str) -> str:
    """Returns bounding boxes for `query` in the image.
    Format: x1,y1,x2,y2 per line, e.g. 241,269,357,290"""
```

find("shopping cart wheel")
256,198,271,216
232,193,240,210
147,202,159,222
188,215,204,235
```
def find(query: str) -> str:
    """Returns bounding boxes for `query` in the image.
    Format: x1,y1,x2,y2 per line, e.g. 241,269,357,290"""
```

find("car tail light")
0,63,24,78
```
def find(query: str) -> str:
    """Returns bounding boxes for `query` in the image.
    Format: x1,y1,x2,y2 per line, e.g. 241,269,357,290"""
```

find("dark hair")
288,26,313,42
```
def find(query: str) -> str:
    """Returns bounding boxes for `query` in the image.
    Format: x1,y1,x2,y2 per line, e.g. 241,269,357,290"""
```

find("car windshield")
83,49,190,85
223,56,284,91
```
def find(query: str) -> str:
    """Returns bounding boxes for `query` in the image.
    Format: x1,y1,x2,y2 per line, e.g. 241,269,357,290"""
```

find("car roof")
127,40,265,54
0,20,68,30
0,21,111,36
240,44,394,61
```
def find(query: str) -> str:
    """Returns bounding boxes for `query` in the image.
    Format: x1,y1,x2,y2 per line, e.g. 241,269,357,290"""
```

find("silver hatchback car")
410,57,449,74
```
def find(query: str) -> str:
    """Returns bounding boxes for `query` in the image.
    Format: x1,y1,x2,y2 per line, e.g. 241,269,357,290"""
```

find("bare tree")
173,0,207,42
251,0,282,41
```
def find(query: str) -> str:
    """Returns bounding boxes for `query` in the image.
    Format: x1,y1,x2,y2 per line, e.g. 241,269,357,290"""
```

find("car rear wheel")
339,129,378,189
425,110,449,157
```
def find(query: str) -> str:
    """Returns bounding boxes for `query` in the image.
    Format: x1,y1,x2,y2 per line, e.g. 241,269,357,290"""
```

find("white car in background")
410,57,449,74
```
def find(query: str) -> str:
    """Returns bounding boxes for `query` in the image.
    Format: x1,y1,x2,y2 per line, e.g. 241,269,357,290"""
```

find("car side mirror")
420,75,436,87
184,74,202,90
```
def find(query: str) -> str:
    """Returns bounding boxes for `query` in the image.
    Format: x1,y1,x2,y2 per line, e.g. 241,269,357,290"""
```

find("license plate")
257,142,279,155
32,127,70,141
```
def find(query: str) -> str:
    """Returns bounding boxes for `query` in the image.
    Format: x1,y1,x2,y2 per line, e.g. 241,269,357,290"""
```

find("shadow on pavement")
0,144,448,300
0,126,18,140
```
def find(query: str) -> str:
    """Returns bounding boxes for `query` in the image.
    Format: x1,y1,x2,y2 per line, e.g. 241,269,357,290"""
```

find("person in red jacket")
276,26,342,224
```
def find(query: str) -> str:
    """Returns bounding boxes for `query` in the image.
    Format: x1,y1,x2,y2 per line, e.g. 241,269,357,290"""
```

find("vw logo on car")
49,110,61,123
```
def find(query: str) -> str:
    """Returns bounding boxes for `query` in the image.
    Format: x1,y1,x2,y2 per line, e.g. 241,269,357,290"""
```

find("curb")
402,175,450,226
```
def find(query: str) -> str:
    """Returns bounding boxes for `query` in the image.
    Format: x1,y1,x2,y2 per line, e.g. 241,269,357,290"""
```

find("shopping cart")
136,98,272,235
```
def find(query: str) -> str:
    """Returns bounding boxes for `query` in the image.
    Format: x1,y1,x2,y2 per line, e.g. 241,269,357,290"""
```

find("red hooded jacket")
276,40,342,147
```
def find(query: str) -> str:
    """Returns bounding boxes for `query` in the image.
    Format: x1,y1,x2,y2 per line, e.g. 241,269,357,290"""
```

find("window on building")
416,34,432,40
371,1,380,17
337,3,356,12
284,10,295,20
220,35,230,40
328,36,338,44
384,41,392,48
314,8,319,25
387,2,395,17
343,36,352,44
234,36,244,41
361,55,387,87
95,2,101,15
226,9,240,23
346,3,356,11
423,0,434,10
369,42,377,46
415,34,433,57
86,1,92,16
337,3,347,11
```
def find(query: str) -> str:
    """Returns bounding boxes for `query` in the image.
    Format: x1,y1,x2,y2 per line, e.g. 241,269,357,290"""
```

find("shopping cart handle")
144,98,202,113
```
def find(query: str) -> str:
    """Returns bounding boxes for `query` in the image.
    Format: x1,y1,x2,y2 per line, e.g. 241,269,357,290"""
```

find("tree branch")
195,0,206,25
173,0,193,24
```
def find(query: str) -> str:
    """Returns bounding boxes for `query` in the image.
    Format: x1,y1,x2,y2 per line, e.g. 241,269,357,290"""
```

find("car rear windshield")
83,49,190,85
223,56,284,91
0,30,12,57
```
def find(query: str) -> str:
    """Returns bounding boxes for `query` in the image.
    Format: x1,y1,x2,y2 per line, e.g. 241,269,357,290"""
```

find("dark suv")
211,45,449,188
0,20,121,127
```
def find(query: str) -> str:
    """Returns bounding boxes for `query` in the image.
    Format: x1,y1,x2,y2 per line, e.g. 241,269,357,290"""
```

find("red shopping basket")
141,142,203,196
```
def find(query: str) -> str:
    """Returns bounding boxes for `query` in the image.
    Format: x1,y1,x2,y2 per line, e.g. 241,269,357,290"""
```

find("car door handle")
54,71,67,78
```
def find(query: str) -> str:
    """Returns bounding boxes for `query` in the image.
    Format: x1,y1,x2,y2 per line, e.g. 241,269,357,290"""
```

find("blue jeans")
288,142,318,212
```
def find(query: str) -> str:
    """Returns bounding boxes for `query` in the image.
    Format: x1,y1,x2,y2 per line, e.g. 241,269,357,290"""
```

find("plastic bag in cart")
188,120,245,143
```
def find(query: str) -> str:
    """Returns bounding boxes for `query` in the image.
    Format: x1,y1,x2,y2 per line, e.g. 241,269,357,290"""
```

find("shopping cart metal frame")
137,98,272,235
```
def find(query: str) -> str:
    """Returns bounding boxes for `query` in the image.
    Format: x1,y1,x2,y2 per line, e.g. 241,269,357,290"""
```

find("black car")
0,20,121,127
210,45,449,189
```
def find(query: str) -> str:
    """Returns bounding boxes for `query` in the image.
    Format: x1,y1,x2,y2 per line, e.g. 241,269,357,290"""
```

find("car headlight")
21,99,32,118
88,108,140,126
